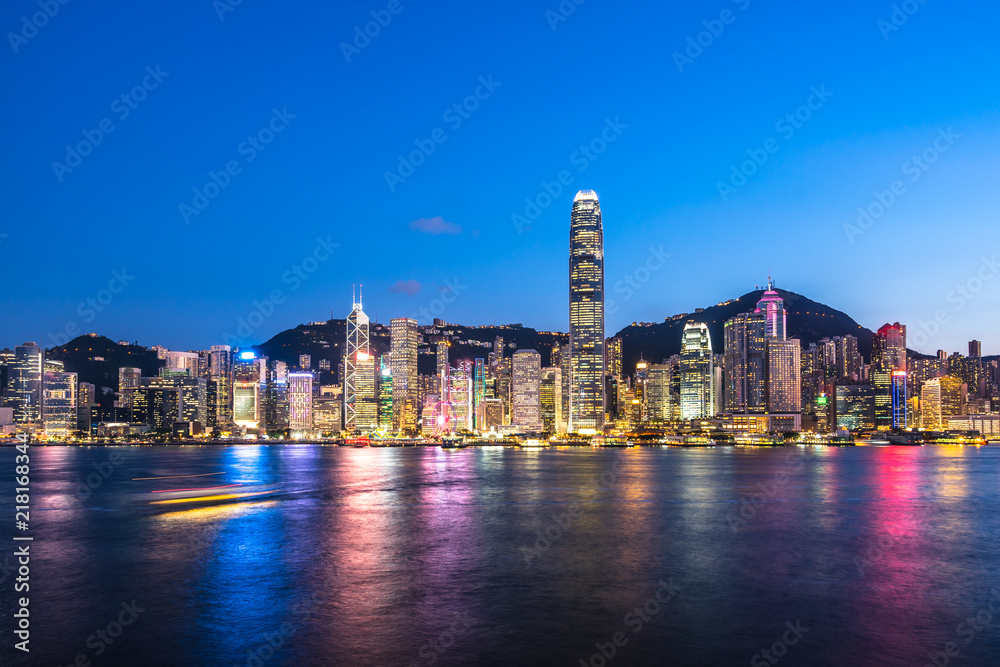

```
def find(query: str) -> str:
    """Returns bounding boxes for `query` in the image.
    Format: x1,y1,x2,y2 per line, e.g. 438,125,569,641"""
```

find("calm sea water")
2,444,1000,666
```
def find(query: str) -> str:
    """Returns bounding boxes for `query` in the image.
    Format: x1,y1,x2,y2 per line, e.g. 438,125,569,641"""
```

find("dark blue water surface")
2,444,1000,666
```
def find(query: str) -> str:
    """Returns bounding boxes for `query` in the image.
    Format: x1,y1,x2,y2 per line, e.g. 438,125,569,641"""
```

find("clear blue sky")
2,0,999,355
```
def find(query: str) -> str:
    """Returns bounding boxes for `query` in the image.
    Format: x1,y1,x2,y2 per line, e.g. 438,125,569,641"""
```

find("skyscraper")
569,189,605,432
209,345,232,430
766,338,801,413
723,312,767,413
390,317,419,434
345,289,376,431
377,356,393,430
540,367,562,433
288,372,314,431
680,321,714,420
605,336,622,380
164,350,200,378
646,363,673,423
8,343,43,425
512,350,542,431
873,323,907,372
755,279,787,340
232,351,261,428
970,340,982,358
42,370,77,437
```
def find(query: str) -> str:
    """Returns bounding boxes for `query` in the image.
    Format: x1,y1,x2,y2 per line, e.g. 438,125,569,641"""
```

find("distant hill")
614,289,875,372
46,334,162,404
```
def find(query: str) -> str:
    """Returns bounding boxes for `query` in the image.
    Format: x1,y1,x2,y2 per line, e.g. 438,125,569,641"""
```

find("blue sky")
2,0,999,355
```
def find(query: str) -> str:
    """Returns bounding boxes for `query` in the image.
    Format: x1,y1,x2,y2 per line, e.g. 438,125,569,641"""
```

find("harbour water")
3,444,1000,666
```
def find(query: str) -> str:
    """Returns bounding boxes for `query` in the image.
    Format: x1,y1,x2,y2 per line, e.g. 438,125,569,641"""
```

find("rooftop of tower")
574,189,599,202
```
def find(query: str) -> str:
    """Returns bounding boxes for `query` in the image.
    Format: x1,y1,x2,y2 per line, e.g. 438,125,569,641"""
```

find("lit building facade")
873,323,907,372
288,372,314,431
512,350,542,431
766,338,801,413
42,371,77,437
540,367,562,433
390,317,420,434
680,321,714,420
345,291,377,431
569,189,605,432
8,343,43,424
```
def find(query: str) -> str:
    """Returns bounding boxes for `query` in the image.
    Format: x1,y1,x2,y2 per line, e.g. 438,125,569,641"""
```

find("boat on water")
659,435,717,447
519,438,550,449
591,435,631,448
733,434,786,447
440,436,467,449
885,432,924,446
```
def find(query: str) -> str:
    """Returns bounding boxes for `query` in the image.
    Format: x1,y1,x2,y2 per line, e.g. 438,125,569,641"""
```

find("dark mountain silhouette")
615,289,875,372
46,334,162,404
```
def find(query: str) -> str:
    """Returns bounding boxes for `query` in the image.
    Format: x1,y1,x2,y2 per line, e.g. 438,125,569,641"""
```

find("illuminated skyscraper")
288,372,314,431
164,350,200,377
723,312,767,413
755,279,786,340
42,370,77,437
118,366,141,420
390,317,419,434
377,356,393,430
345,289,377,431
680,321,714,420
766,338,801,413
836,383,875,431
209,345,232,430
873,323,907,372
540,367,562,433
512,350,542,431
473,358,485,430
605,336,622,380
891,371,908,429
232,351,261,427
569,189,605,432
8,343,43,425
646,364,672,422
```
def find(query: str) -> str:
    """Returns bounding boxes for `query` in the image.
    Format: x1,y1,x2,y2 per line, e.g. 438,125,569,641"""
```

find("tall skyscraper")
164,350,200,377
7,343,43,425
42,370,77,437
755,279,787,340
766,338,801,413
921,378,943,429
118,366,141,421
512,350,542,431
390,317,419,435
288,372,314,431
345,289,377,431
209,345,232,429
646,364,673,422
605,336,622,381
873,323,907,372
970,340,982,358
540,367,562,433
232,351,261,428
680,322,714,420
723,312,767,413
569,189,605,432
377,356,393,431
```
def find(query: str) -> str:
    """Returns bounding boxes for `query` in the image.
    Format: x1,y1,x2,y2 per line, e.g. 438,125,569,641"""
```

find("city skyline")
3,2,1000,355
